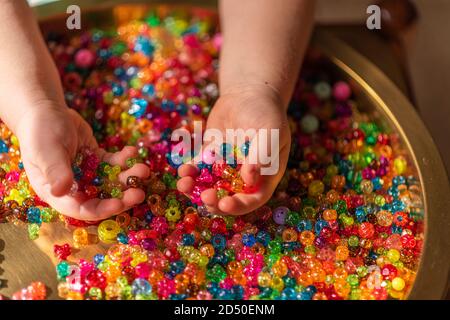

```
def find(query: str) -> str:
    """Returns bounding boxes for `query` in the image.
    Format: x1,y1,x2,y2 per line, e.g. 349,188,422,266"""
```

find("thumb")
37,144,74,197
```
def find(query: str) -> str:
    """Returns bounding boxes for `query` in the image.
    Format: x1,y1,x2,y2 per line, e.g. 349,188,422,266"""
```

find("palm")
18,107,150,221
177,92,291,215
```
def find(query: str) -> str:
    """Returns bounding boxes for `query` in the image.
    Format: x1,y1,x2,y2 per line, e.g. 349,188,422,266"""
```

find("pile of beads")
0,8,424,300
191,142,253,205
71,147,124,199
10,282,47,300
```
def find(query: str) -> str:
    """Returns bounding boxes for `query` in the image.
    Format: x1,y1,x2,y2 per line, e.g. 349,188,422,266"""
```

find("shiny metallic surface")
0,1,448,300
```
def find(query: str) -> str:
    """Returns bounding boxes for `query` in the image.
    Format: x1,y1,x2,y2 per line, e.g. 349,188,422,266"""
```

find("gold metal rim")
313,31,450,299
30,0,450,299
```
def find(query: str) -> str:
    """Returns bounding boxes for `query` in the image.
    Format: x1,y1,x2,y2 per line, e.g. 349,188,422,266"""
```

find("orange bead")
335,245,349,261
299,230,315,246
323,209,337,221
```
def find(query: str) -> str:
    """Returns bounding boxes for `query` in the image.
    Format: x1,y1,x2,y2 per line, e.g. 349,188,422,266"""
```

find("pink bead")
196,168,213,184
6,171,19,182
74,48,96,68
201,148,217,165
333,81,352,101
213,33,222,50
135,263,151,278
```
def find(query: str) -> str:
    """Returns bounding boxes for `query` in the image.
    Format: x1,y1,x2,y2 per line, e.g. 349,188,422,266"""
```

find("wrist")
220,82,285,110
11,98,65,139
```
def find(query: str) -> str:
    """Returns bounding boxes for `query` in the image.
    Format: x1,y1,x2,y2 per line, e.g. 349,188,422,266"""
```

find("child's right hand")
15,101,150,221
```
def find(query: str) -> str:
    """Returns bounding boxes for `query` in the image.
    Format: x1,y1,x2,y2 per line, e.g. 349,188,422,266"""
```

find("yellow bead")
391,277,406,291
98,220,121,244
257,272,272,287
386,249,400,263
394,156,407,175
73,228,89,248
308,180,325,197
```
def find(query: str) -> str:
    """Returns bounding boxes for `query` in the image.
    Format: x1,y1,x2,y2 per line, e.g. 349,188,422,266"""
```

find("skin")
0,0,314,220
177,0,315,215
0,1,150,221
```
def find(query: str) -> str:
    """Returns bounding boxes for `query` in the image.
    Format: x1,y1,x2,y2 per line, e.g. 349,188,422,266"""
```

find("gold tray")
0,0,448,300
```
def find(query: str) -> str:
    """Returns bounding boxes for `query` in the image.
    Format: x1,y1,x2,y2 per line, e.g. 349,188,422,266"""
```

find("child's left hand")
17,102,150,221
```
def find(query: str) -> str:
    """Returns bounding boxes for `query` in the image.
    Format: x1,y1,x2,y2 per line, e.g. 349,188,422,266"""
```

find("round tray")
0,0,448,300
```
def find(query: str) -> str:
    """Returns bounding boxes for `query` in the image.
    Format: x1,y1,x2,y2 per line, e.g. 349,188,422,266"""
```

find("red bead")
53,243,72,261
210,217,227,234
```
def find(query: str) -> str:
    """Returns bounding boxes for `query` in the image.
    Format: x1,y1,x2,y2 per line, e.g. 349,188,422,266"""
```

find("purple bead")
141,238,156,251
272,206,289,225
191,104,202,115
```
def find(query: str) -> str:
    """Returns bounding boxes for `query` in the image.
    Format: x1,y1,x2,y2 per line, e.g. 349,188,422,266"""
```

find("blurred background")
29,0,450,179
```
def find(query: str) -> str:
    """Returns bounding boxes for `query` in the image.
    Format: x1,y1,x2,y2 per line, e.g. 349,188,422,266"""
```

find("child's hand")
16,102,150,221
177,85,291,215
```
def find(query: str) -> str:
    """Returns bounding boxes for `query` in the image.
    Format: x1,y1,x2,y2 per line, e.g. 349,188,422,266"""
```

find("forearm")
219,0,315,108
0,0,64,132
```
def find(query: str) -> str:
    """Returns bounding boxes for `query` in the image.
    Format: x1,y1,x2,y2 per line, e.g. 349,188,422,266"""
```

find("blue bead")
27,207,41,224
142,84,155,97
355,206,367,223
182,234,195,246
240,141,251,157
256,231,271,246
220,143,233,157
296,220,312,232
92,176,103,186
392,175,406,186
129,98,148,118
372,177,383,190
144,211,153,223
117,233,128,244
281,288,297,300
170,261,185,274
134,36,154,56
93,254,104,265
18,162,24,170
175,103,188,116
314,219,328,235
161,99,175,112
242,233,256,247
211,234,226,251
112,83,124,96
131,279,152,296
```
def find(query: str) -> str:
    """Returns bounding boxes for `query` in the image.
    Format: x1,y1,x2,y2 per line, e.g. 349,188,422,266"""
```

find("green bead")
56,261,70,279
267,240,282,254
302,206,316,219
111,41,127,56
356,266,368,278
285,211,300,226
346,274,359,286
349,289,361,300
126,157,138,168
138,147,149,158
28,223,40,240
206,265,226,282
111,188,123,198
348,235,359,247
89,287,103,299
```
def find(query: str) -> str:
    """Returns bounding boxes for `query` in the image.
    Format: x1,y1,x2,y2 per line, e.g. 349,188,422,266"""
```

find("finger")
79,198,124,221
176,176,196,194
178,164,199,178
240,163,261,188
121,188,146,209
118,163,151,185
217,176,275,215
200,188,219,207
102,146,138,168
